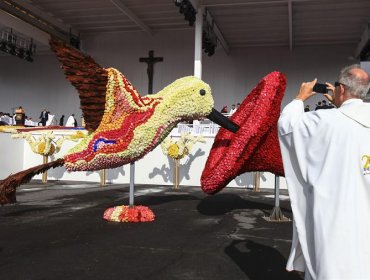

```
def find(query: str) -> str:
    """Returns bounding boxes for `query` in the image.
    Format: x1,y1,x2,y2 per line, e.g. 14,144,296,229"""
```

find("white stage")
0,124,287,189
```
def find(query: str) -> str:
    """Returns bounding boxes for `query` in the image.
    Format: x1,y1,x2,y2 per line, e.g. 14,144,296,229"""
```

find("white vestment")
65,116,75,127
45,114,55,126
278,99,370,280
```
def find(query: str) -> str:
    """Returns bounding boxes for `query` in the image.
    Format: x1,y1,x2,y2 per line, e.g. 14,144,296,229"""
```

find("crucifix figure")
139,50,163,94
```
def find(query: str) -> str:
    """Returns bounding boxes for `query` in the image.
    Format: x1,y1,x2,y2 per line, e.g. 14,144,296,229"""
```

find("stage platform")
0,181,302,280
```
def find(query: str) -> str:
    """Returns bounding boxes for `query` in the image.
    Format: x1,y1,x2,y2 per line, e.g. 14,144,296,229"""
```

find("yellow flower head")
69,131,86,140
37,142,56,156
168,143,181,159
161,133,205,160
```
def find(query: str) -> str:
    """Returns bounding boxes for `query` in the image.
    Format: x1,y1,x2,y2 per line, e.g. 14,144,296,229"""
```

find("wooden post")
100,169,107,186
174,159,180,189
253,171,260,192
42,155,48,183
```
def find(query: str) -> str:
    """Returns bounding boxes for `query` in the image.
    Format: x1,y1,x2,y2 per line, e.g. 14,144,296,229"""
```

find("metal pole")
194,6,204,78
264,175,290,222
274,175,280,207
129,162,135,206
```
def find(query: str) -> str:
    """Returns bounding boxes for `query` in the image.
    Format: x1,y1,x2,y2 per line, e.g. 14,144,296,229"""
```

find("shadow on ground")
225,240,303,280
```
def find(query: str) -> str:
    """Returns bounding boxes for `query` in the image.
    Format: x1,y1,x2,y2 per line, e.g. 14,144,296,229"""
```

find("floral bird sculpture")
0,38,238,204
64,69,214,171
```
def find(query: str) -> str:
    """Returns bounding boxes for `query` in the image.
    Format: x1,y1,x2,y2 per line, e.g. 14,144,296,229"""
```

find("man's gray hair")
339,64,370,99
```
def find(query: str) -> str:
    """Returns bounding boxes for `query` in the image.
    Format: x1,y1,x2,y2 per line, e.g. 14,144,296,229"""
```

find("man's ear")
340,84,346,94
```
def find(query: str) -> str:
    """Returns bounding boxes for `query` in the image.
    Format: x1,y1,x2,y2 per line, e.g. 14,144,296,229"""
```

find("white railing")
171,123,221,137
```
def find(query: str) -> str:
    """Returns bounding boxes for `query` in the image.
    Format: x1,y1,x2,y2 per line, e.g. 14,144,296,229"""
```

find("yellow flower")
168,143,180,159
161,133,204,160
37,142,55,156
68,131,86,140
12,131,85,157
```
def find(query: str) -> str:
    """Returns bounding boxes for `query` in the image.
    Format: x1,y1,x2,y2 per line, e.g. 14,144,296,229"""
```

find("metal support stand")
264,176,290,222
42,155,48,183
253,172,260,192
129,162,135,207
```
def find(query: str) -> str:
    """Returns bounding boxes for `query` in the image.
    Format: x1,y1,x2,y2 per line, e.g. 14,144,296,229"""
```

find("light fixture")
174,0,196,26
0,29,36,62
202,12,218,56
174,0,183,7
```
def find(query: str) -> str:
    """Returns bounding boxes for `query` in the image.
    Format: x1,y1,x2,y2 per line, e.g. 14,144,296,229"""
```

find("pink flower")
103,205,155,223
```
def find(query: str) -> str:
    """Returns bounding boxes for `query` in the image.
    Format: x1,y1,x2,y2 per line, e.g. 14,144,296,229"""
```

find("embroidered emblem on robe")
362,155,370,175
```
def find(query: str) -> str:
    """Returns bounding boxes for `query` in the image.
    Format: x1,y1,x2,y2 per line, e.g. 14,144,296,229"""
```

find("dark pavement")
0,181,303,280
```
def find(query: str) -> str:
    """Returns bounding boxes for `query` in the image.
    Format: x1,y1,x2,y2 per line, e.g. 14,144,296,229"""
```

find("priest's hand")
296,78,317,101
324,82,334,103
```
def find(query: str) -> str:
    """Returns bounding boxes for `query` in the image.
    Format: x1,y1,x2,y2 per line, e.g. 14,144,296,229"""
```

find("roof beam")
0,0,78,44
11,0,78,36
0,9,49,45
288,0,293,51
109,0,152,35
202,0,310,8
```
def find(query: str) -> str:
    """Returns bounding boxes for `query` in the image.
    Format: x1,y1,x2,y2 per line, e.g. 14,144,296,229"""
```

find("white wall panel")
0,133,24,178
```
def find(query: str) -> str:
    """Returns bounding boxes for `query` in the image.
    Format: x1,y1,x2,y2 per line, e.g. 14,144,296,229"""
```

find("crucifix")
139,50,163,94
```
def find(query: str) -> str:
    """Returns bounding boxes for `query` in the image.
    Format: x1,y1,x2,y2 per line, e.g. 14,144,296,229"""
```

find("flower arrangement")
201,71,286,195
161,132,206,160
11,131,86,156
63,68,214,172
161,132,205,188
103,205,155,222
0,126,18,133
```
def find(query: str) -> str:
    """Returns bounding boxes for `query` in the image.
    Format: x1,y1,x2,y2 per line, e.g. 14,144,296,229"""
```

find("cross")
139,50,163,94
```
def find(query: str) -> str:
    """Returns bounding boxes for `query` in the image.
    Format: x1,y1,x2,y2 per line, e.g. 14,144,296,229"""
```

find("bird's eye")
199,89,206,96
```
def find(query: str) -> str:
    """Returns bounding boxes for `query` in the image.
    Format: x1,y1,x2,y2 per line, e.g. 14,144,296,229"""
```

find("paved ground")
0,181,303,280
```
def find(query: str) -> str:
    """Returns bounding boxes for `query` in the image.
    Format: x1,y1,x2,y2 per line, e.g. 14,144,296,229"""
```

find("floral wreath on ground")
103,205,155,223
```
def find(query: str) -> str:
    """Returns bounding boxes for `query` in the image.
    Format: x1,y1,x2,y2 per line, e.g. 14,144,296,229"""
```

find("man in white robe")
65,114,77,127
278,64,370,280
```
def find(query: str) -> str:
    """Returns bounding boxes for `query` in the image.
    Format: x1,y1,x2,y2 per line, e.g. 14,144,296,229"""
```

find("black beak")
207,108,239,133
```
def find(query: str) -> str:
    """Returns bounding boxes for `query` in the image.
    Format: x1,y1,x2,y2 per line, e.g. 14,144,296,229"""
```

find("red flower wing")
201,71,286,194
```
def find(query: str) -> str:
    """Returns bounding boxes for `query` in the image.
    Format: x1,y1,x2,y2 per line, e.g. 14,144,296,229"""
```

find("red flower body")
201,72,286,194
